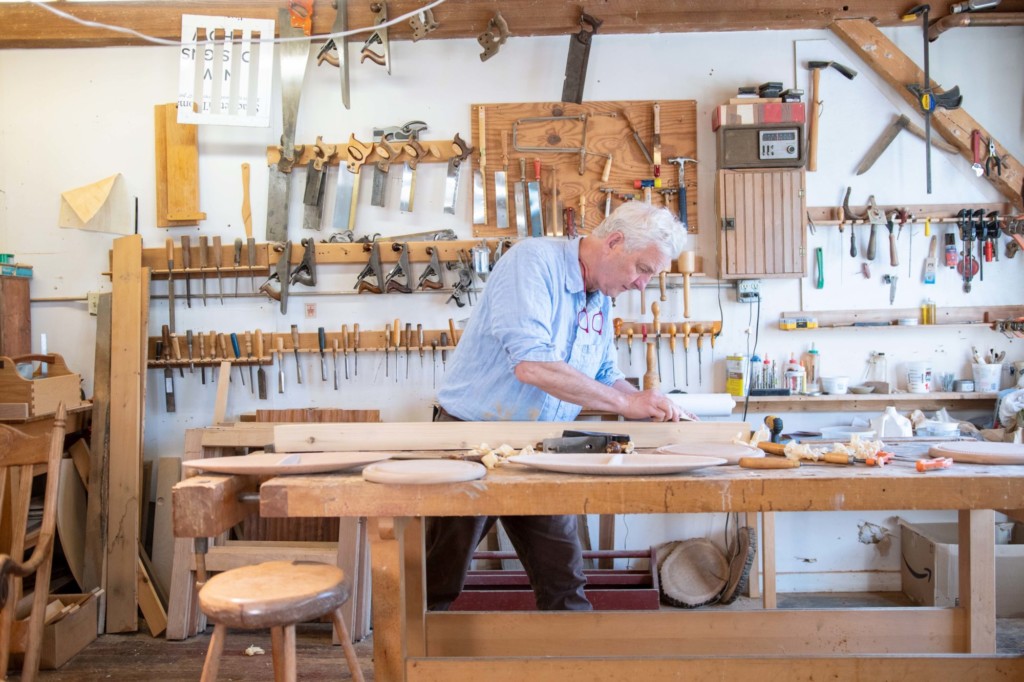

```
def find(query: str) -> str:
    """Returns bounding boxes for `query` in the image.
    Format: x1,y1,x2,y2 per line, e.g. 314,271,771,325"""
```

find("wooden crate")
0,354,88,419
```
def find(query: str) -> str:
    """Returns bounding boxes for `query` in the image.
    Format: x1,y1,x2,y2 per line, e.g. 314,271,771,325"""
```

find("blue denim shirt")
436,237,623,421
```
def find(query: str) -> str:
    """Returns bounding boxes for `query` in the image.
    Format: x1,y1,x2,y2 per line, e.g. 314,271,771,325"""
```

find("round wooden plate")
927,441,1024,465
654,441,763,464
362,459,487,484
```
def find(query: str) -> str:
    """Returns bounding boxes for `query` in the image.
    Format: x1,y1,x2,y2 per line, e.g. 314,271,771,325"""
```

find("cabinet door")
717,169,806,279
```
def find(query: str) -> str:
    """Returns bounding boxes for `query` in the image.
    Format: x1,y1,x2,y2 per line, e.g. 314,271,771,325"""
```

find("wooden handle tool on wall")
678,251,695,319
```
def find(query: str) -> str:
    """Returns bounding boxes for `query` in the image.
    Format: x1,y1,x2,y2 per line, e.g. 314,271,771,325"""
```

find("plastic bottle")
870,406,913,437
801,344,820,392
784,353,806,394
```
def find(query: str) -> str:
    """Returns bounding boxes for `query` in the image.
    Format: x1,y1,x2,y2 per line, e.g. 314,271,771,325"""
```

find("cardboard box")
899,520,1024,617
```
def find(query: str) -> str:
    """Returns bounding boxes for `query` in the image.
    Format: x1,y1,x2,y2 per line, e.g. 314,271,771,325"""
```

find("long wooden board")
471,100,698,236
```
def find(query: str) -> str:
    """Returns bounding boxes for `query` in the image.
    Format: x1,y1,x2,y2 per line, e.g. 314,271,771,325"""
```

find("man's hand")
622,390,684,421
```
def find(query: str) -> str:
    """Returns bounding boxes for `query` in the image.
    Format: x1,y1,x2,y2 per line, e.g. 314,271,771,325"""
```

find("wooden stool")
197,560,365,682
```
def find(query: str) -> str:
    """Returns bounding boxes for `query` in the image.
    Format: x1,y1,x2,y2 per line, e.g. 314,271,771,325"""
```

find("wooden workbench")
174,424,1024,681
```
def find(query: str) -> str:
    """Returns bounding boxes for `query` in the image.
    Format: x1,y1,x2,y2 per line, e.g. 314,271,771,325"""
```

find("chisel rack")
613,321,722,342
807,202,1011,227
265,138,466,168
145,326,461,369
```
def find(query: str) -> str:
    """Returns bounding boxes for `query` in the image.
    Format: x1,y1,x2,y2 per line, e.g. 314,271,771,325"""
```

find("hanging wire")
25,0,449,47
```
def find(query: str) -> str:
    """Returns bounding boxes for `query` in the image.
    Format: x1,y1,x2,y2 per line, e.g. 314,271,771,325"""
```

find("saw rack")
266,137,465,169
144,322,463,371
130,238,512,295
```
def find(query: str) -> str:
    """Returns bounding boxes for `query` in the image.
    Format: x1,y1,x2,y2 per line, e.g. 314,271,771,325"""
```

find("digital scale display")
759,128,800,160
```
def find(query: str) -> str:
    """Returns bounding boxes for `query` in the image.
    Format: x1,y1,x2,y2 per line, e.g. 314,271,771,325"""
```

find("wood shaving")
783,434,884,461
470,442,535,469
244,645,265,656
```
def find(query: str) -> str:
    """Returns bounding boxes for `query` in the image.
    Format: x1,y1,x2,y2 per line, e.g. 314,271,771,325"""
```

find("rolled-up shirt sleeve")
487,247,564,368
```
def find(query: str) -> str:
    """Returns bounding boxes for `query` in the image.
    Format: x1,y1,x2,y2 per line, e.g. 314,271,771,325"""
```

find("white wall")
1,22,1021,590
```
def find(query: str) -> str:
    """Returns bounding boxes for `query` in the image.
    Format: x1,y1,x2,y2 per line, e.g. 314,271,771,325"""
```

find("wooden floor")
34,593,1024,680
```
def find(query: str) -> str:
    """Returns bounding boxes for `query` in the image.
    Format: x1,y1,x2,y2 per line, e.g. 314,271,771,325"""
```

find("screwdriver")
318,327,328,382
668,322,678,387
341,324,350,380
439,332,449,373
198,235,209,306
353,324,360,377
230,332,245,386
181,235,192,308
255,329,267,399
682,321,691,386
276,337,286,393
625,327,634,366
233,238,243,296
332,338,339,390
244,331,255,393
291,324,303,384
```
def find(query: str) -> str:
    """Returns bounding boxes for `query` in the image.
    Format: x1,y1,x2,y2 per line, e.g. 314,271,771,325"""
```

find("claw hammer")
667,157,697,228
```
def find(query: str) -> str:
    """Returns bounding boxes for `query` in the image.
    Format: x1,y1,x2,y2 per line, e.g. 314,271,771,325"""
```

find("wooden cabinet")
0,275,31,357
717,168,806,279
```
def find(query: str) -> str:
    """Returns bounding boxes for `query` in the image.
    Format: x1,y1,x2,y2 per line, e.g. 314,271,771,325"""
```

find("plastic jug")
870,406,913,437
801,344,820,392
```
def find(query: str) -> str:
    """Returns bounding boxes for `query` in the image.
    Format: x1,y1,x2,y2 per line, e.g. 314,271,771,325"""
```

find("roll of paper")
667,393,736,417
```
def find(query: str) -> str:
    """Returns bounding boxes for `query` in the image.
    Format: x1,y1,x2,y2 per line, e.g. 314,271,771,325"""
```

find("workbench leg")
744,512,760,599
368,517,406,682
761,512,777,609
598,515,615,569
959,509,995,653
402,518,426,659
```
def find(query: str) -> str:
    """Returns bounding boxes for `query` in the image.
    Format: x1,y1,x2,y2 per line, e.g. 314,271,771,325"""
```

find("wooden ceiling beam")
830,18,1022,212
3,1,1023,49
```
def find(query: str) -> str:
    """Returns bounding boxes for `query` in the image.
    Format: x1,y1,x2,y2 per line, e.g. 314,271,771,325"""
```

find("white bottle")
870,406,913,437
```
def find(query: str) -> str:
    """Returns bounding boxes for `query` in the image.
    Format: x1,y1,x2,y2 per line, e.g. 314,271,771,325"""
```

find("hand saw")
266,3,313,241
314,0,350,110
443,134,474,215
561,12,602,104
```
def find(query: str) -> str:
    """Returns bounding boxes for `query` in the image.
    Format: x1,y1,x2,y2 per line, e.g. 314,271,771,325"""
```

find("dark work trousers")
427,407,592,611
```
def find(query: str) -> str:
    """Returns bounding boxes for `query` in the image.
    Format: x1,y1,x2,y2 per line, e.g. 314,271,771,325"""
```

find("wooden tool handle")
660,272,667,301
757,442,787,456
392,318,401,347
651,301,660,334
342,324,349,352
291,324,300,350
668,323,677,353
241,162,253,239
180,236,191,268
822,452,854,465
741,457,800,469
448,318,458,345
601,155,612,182
255,329,263,359
808,67,821,172
643,342,660,391
682,273,691,319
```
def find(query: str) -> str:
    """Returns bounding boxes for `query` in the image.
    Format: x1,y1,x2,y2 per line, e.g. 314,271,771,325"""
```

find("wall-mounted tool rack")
132,238,511,274
265,138,464,167
145,325,461,368
779,305,1024,330
807,202,1011,226
471,100,699,237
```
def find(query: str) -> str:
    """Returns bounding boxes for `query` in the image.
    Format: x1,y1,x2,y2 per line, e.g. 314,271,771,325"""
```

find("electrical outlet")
737,279,761,302
87,291,100,315
304,302,317,319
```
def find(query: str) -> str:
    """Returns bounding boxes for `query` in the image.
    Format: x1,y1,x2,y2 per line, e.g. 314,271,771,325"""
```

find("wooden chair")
197,560,365,682
0,403,67,682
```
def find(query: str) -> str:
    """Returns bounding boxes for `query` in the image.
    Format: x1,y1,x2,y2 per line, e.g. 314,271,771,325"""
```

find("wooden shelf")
733,391,998,413
780,305,1024,330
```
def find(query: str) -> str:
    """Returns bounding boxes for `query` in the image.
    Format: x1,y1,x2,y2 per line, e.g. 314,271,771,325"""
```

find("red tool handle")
289,0,314,35
534,158,542,181
916,457,953,472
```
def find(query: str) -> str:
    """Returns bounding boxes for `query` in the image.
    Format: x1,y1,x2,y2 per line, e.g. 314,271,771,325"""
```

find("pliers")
985,138,1005,177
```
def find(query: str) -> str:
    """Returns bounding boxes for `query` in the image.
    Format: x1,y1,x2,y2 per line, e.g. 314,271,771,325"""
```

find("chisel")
180,236,192,308
230,333,245,386
341,323,350,380
384,323,391,378
197,332,206,384
318,326,328,381
332,338,339,390
157,340,175,413
244,331,255,393
417,324,425,371
170,332,184,377
165,238,176,331
255,329,268,400
211,236,225,304
291,324,303,384
197,235,208,306
404,322,413,379
393,319,402,381
186,330,194,374
430,338,438,387
439,332,449,373
232,238,243,296
353,323,360,377
217,334,229,382
276,337,286,393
